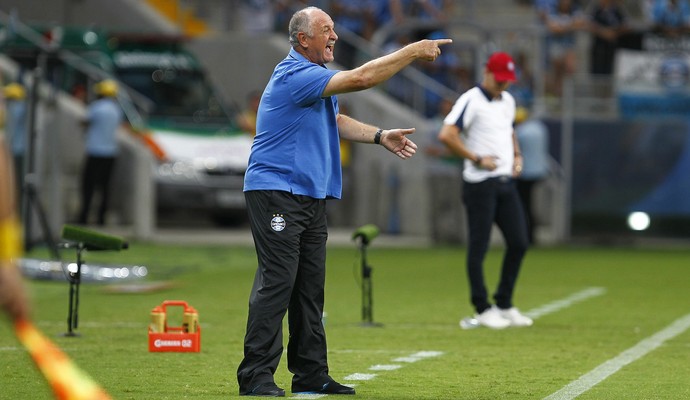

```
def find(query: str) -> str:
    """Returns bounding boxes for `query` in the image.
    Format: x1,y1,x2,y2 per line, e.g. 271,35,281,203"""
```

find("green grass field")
2,241,689,399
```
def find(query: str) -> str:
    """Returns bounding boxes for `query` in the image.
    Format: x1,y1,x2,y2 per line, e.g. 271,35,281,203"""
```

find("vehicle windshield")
117,67,235,129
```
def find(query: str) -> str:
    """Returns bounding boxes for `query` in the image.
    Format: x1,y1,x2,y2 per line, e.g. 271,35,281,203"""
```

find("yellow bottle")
150,306,166,333
182,306,199,333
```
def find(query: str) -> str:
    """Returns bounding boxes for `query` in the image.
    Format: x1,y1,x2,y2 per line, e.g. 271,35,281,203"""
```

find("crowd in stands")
537,0,690,97
235,0,690,114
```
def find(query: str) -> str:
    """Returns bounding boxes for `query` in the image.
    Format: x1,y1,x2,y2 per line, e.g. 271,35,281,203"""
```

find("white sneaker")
475,307,511,329
498,307,533,327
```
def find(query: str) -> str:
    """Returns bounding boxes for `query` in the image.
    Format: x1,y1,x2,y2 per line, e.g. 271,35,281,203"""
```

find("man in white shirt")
438,52,533,329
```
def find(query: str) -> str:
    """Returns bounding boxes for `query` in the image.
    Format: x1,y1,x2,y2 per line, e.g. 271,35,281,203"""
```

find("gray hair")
288,7,318,48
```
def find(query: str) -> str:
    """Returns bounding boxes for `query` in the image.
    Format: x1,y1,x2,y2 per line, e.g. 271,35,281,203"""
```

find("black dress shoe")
293,380,355,395
241,382,285,397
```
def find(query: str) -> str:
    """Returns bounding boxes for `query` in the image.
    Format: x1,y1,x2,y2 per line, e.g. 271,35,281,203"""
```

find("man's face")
301,10,338,65
484,71,512,97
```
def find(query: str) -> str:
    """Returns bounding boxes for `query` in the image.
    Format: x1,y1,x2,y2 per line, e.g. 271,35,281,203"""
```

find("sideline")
543,312,690,400
525,287,607,319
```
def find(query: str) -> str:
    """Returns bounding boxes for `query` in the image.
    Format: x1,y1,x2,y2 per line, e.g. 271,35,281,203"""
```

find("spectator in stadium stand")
0,136,31,323
77,80,123,226
438,52,533,330
649,0,690,37
236,6,451,396
588,0,630,75
543,0,588,96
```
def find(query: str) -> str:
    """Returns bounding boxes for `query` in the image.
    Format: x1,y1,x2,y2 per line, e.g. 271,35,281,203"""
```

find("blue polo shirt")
85,98,123,157
243,48,342,199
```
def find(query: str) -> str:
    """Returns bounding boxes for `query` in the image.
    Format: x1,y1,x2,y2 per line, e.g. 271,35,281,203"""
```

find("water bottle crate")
148,300,201,353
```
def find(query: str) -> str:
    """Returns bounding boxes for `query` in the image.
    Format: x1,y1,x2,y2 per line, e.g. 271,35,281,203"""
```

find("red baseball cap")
486,52,517,82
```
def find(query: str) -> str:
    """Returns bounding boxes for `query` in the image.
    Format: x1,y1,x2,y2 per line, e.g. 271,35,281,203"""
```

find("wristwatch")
374,129,382,145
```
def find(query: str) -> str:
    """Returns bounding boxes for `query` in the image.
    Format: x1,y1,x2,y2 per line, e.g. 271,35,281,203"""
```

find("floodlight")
627,212,650,231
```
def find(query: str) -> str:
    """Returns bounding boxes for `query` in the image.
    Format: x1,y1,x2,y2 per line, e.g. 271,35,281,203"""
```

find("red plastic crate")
148,300,201,352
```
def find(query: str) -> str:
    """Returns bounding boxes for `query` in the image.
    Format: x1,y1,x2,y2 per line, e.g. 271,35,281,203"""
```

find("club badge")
271,214,286,232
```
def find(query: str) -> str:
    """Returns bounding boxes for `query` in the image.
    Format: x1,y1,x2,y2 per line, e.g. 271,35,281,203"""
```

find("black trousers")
462,177,529,314
237,190,330,393
516,178,541,244
78,156,116,225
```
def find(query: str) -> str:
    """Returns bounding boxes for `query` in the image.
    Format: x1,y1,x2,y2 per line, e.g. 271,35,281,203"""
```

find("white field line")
525,287,607,320
543,312,690,400
292,395,327,399
369,364,401,371
343,373,377,381
342,350,444,383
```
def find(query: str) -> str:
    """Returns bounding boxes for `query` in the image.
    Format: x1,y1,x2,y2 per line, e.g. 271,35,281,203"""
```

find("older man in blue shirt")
238,6,451,397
